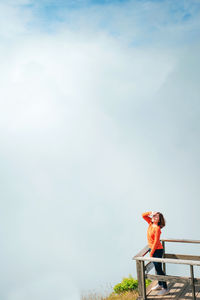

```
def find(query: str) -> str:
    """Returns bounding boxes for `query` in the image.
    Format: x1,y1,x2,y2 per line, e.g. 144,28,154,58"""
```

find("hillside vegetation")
82,276,151,300
82,290,138,300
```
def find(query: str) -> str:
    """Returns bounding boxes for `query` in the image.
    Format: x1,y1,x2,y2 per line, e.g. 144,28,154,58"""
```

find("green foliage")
113,275,151,294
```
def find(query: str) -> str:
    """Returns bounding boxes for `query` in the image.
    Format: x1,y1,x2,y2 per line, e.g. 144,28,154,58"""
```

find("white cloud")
0,2,32,39
0,1,200,299
6,273,79,300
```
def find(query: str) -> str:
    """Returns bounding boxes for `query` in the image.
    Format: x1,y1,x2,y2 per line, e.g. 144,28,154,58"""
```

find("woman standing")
142,211,169,296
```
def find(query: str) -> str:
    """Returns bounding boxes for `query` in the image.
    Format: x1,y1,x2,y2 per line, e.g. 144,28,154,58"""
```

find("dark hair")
157,212,166,228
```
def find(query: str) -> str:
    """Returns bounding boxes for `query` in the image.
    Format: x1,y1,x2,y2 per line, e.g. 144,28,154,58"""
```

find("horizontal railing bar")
133,256,200,266
147,274,189,283
161,239,200,244
134,245,149,258
145,261,154,273
165,253,200,261
146,274,200,285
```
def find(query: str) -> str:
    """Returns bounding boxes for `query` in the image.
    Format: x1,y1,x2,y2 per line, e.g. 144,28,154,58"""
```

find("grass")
81,290,138,300
105,291,138,299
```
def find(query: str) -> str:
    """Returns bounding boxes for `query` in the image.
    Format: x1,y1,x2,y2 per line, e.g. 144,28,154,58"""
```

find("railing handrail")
134,245,149,258
161,239,200,244
133,255,200,266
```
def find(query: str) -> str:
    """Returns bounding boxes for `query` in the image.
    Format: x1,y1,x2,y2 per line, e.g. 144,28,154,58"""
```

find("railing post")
136,260,143,299
190,265,196,300
141,260,147,300
162,240,166,274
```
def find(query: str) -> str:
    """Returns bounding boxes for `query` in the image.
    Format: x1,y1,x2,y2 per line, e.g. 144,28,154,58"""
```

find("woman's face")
152,213,160,224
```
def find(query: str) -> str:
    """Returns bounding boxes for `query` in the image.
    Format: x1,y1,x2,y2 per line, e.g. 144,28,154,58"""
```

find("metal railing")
133,239,200,300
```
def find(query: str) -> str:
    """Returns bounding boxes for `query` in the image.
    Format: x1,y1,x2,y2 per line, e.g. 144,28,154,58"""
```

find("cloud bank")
0,0,200,299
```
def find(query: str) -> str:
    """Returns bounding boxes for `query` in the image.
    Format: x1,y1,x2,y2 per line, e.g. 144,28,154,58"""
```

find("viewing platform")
133,239,200,300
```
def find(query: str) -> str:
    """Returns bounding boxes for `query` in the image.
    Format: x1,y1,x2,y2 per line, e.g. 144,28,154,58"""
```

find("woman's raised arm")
142,211,153,224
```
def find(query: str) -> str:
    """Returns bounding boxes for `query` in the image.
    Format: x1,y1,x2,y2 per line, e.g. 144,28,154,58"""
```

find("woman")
142,211,169,296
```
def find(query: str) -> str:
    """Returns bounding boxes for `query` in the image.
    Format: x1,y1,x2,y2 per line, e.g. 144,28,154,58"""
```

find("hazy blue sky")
0,0,200,299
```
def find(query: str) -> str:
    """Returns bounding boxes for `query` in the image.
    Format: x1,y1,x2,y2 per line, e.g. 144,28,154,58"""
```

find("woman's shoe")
158,288,169,295
151,284,162,291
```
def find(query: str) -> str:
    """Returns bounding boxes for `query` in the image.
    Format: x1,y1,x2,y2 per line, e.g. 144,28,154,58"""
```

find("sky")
0,0,200,299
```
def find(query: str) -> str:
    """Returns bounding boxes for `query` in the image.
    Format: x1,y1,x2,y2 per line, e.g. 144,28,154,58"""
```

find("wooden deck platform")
133,239,200,300
146,281,200,300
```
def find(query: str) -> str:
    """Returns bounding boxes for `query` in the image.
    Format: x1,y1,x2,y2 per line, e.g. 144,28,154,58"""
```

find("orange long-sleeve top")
142,211,163,257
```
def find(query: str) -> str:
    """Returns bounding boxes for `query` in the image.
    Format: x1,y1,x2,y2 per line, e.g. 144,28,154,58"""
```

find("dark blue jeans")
150,248,167,289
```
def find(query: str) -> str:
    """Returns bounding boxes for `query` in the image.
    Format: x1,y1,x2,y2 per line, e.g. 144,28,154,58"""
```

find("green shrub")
113,276,151,294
